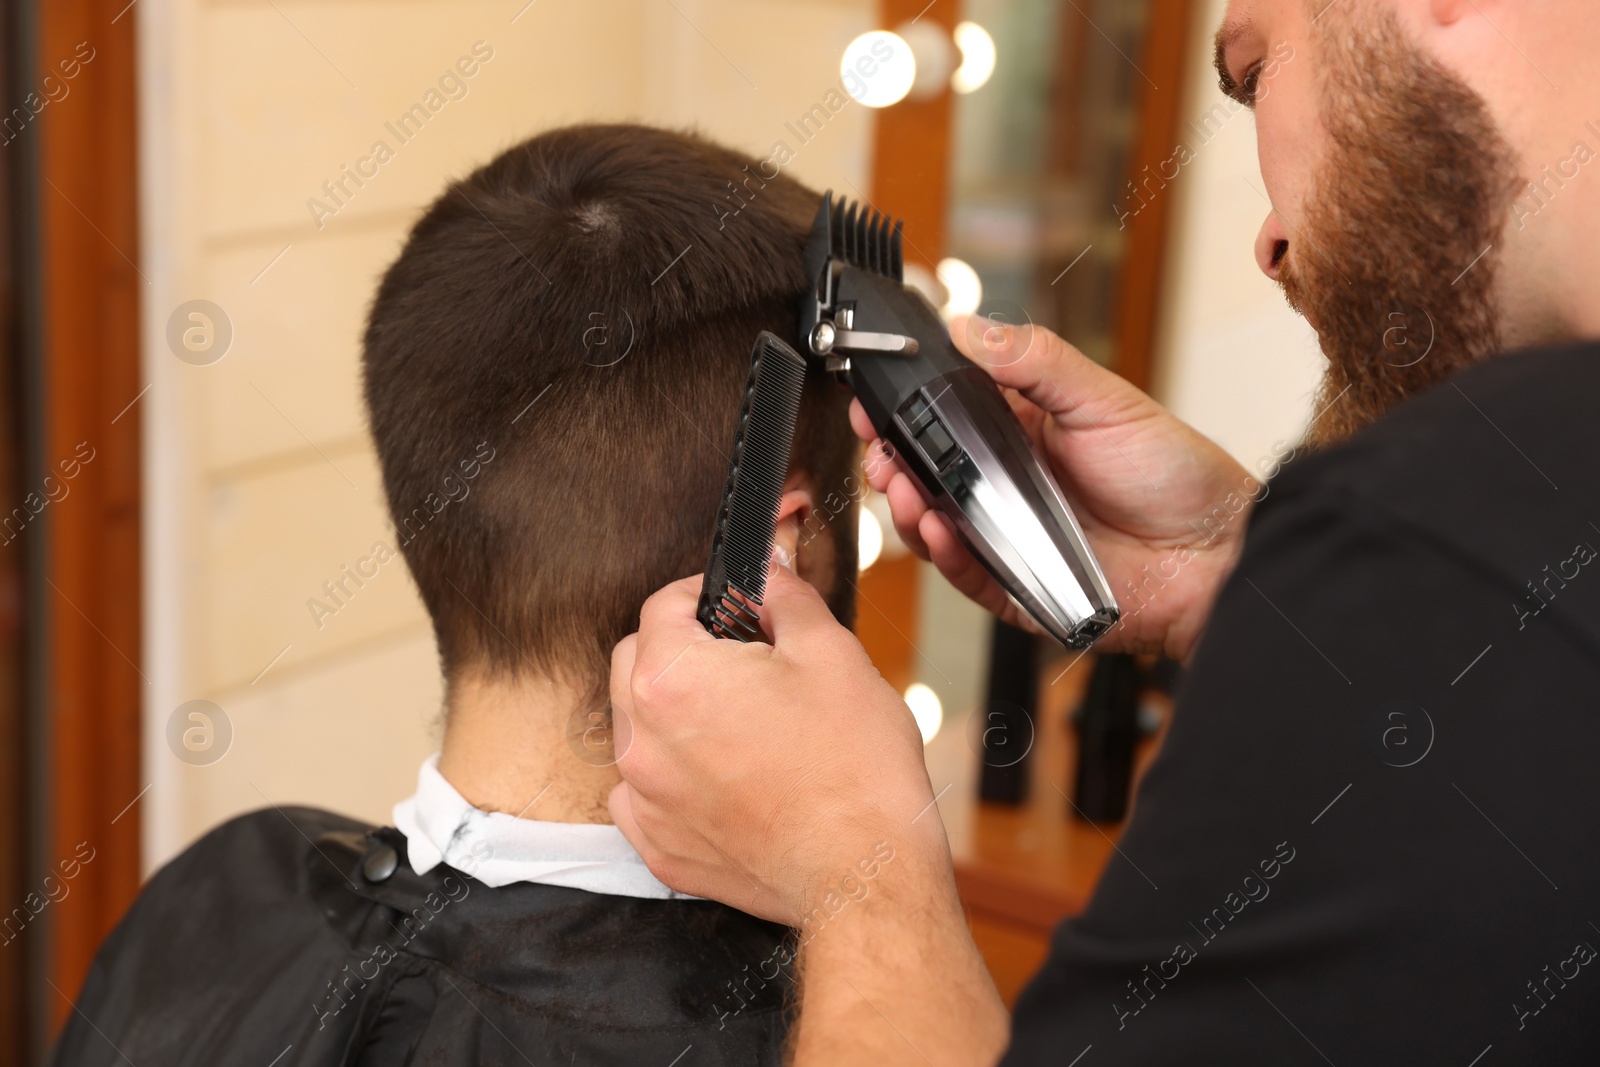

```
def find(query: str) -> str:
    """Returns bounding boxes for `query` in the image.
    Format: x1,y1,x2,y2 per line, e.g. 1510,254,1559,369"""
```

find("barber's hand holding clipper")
610,316,1250,1064
863,314,1250,662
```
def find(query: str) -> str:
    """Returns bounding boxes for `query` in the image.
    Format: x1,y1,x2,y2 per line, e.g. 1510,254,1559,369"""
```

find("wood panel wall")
33,0,143,1045
1112,0,1195,393
0,2,31,1057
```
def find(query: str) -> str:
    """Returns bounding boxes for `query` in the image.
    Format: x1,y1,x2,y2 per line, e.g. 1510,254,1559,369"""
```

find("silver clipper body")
799,193,1119,648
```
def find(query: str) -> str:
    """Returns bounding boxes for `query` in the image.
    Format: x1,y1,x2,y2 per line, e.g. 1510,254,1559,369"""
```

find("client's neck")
437,670,620,824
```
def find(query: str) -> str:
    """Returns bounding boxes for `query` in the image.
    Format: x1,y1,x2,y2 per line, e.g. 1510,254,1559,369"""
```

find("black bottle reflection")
977,620,1037,805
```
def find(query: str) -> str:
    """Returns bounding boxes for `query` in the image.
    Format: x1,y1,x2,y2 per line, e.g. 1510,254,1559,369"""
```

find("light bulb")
859,508,884,571
904,682,944,743
952,22,996,94
841,31,916,109
936,257,982,317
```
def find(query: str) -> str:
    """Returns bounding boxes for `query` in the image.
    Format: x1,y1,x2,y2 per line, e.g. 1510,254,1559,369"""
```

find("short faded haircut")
363,124,857,696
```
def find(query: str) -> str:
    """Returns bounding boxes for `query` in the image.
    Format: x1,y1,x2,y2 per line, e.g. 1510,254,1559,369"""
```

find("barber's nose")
1255,211,1289,281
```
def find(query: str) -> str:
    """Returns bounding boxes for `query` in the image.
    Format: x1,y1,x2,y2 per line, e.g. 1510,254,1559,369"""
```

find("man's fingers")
633,573,713,677
863,438,897,494
610,784,734,906
637,573,704,631
610,687,635,767
1001,383,1047,441
855,401,905,496
884,471,932,558
609,783,683,875
849,397,876,442
760,561,848,645
609,632,639,716
950,314,1148,427
608,781,645,850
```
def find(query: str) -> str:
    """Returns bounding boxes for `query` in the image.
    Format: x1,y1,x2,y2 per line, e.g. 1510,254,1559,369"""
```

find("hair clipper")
799,193,1118,648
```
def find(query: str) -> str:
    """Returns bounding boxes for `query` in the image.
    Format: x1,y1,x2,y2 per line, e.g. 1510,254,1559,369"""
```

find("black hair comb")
696,331,807,641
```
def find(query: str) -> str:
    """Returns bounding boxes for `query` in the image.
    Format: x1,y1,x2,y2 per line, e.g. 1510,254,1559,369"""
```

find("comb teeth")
829,196,904,283
697,332,808,641
710,591,762,642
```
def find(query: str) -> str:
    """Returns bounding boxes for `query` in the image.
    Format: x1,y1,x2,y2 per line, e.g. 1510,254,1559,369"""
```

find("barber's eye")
1240,61,1265,104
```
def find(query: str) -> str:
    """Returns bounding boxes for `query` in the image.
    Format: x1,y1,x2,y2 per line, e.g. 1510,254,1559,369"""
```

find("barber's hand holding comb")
609,559,1009,1065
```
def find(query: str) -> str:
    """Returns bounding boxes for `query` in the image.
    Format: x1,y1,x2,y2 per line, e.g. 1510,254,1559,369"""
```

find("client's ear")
773,478,813,567
774,474,848,619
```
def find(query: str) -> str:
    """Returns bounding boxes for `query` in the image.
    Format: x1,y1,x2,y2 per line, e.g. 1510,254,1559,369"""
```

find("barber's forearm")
789,841,1009,1066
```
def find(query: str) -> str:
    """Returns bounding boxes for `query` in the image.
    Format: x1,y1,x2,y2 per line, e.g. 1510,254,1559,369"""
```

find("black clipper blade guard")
697,332,808,641
799,192,1119,648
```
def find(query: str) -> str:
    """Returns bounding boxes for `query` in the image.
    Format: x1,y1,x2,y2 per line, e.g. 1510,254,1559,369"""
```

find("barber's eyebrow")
1213,18,1254,106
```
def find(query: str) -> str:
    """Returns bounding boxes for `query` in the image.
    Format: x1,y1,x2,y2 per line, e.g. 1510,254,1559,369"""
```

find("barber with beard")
608,0,1600,1063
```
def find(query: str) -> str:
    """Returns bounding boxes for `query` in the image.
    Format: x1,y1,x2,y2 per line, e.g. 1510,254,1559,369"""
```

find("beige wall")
139,0,878,871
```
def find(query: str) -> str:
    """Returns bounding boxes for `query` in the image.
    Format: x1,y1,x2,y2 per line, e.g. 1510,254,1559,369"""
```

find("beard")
1279,3,1520,449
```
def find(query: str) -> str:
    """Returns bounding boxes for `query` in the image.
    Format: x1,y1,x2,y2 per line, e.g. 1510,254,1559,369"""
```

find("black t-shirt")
1004,342,1600,1065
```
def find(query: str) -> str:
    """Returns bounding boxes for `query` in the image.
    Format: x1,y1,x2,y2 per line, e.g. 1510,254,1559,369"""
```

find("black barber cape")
1005,341,1600,1063
51,809,792,1066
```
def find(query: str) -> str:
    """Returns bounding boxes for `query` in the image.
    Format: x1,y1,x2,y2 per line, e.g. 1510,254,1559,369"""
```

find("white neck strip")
392,754,691,900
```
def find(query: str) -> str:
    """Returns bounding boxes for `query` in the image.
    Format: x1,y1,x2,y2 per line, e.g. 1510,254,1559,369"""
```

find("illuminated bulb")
841,31,916,108
858,508,884,571
951,22,997,94
904,682,943,744
936,257,982,318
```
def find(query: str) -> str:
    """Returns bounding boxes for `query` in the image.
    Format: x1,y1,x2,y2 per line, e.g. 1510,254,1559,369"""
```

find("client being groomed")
51,124,861,1066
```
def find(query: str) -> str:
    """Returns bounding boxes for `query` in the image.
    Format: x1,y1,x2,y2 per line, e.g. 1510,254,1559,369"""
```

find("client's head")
362,124,859,816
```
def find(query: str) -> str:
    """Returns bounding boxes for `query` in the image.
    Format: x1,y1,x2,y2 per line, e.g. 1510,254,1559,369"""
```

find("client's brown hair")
362,123,858,695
